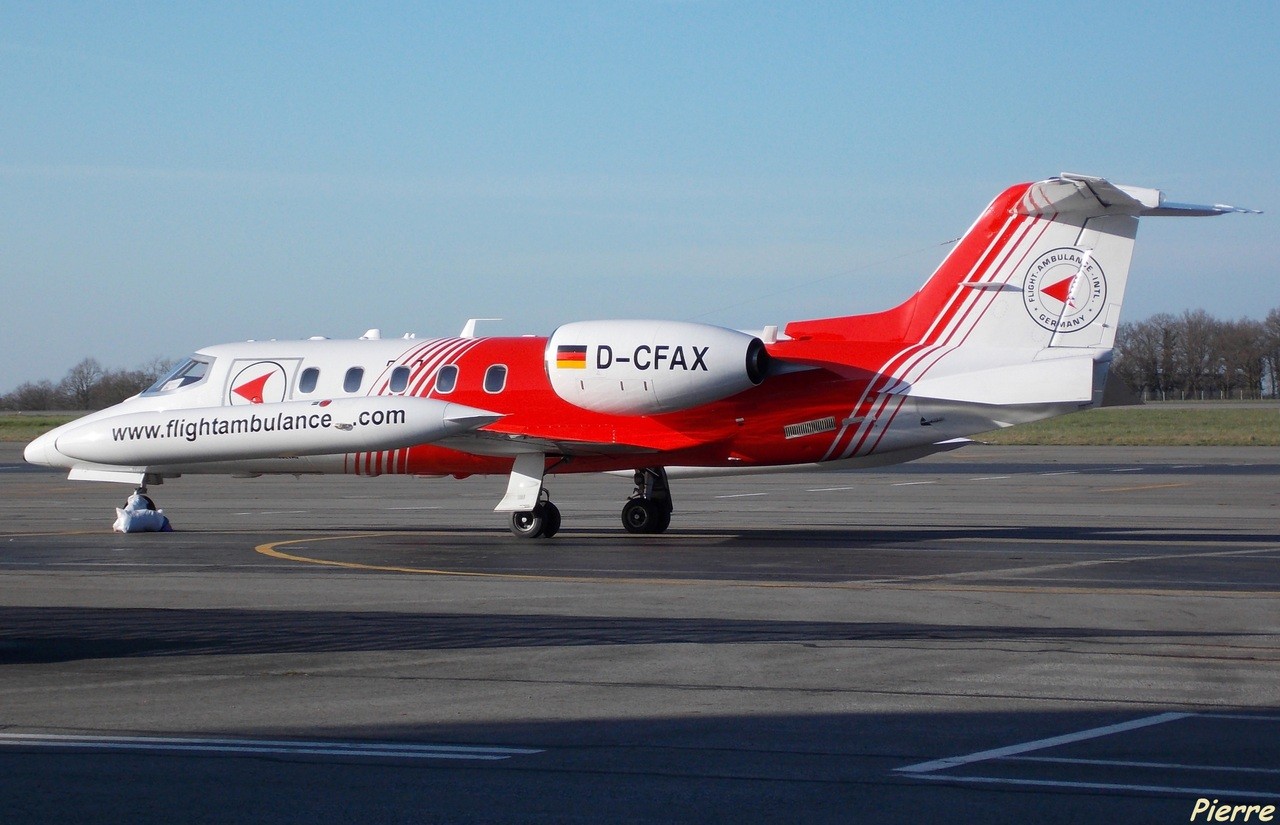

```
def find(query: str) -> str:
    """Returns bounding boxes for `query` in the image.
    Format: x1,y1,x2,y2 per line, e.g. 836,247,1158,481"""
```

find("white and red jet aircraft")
25,174,1255,536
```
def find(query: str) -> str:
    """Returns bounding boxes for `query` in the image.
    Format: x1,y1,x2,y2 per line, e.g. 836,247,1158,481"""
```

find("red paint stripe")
855,212,1057,458
908,208,1026,346
916,211,1029,346
822,207,1031,460
373,339,438,396
410,338,478,398
406,339,459,397
424,338,480,393
844,211,1043,459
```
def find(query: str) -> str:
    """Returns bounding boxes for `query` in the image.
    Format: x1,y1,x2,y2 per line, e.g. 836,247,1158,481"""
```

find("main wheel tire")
622,498,661,534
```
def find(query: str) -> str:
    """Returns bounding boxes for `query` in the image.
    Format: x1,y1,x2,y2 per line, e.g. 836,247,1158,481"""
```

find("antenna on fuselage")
460,318,502,339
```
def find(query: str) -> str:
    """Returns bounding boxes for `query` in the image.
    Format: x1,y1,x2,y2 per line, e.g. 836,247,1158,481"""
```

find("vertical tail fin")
781,176,1255,459
787,174,1254,354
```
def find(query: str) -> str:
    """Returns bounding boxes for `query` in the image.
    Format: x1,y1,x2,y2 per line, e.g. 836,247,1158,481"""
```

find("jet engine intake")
546,320,769,415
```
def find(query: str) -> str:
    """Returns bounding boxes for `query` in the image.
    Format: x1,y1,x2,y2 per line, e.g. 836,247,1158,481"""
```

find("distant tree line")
1112,308,1280,400
1,357,173,411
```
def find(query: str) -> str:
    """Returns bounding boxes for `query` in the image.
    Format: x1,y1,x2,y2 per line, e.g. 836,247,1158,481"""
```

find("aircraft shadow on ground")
0,606,1270,664
245,522,1279,546
6,706,1278,825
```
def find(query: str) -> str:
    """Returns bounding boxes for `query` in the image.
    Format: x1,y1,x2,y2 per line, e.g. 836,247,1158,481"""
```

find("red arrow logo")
232,372,272,404
1041,274,1077,308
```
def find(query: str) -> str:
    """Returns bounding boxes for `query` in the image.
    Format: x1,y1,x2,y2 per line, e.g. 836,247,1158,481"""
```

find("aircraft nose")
24,430,60,467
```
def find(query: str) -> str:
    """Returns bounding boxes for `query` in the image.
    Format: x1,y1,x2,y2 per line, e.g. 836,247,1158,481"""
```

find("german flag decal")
555,345,588,369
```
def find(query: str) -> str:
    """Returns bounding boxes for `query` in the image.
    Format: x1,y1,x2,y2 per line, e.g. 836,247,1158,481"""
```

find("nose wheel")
132,485,157,511
621,467,673,534
509,492,561,539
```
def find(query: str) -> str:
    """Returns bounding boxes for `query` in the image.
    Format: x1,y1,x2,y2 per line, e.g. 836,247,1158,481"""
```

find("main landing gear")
621,467,672,534
500,456,674,539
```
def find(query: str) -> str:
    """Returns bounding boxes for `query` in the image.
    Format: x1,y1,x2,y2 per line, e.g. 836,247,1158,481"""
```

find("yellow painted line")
1096,482,1191,493
256,533,648,583
253,532,1280,598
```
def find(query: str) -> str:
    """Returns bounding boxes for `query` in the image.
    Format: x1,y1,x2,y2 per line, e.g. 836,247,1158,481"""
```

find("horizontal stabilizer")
1019,174,1259,218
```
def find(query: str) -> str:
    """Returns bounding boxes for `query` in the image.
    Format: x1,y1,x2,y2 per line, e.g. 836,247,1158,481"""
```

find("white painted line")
891,481,937,487
1171,464,1203,469
1006,755,1280,776
906,772,1278,800
1195,712,1280,723
969,476,1010,482
1038,471,1078,476
896,712,1190,774
0,733,542,761
806,486,856,492
1110,468,1145,473
384,506,442,511
714,492,769,499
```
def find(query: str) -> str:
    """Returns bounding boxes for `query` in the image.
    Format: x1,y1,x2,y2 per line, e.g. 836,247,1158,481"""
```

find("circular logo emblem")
228,362,288,405
1023,248,1107,332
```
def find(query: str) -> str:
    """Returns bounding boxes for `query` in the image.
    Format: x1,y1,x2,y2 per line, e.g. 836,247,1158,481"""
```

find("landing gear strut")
622,467,672,534
132,485,157,511
509,490,561,539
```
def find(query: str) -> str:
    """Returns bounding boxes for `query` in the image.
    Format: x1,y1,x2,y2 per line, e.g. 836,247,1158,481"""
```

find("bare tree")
1101,308,1279,400
1216,318,1266,399
1265,308,1280,399
59,358,105,410
0,380,67,411
1174,309,1219,399
1112,312,1178,399
95,367,163,406
2,356,175,411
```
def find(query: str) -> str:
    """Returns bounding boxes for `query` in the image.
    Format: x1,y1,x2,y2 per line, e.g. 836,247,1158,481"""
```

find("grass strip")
978,406,1280,446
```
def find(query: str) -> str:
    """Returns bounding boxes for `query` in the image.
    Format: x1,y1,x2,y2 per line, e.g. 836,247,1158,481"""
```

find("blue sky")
2,2,1275,391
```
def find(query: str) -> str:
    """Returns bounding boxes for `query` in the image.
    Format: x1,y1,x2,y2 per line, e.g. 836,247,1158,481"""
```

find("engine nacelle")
545,320,769,415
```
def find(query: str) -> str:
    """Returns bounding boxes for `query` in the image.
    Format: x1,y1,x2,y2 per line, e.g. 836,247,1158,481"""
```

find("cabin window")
344,367,364,393
143,357,212,396
298,367,319,394
389,366,411,393
483,364,507,394
435,365,458,394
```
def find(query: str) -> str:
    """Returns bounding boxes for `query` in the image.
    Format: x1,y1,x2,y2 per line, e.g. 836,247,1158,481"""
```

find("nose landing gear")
131,485,157,511
509,490,562,539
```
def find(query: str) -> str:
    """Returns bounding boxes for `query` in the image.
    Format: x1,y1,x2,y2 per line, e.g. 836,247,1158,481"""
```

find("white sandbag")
125,493,153,512
112,504,173,533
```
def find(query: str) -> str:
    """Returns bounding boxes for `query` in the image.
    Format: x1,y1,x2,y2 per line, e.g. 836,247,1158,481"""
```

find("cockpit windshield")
143,356,212,395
